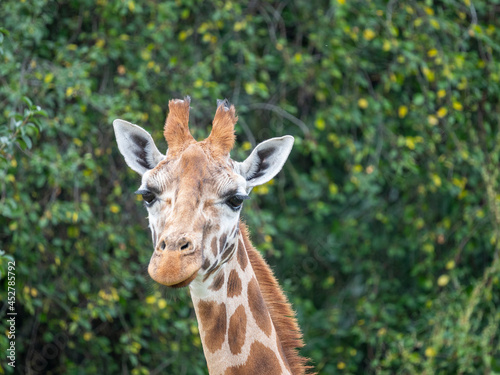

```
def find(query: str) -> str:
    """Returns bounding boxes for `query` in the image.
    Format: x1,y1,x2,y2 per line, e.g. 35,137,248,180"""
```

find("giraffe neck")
189,223,293,375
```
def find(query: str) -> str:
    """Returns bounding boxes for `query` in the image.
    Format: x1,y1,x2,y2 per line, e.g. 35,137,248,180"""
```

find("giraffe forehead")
147,143,241,195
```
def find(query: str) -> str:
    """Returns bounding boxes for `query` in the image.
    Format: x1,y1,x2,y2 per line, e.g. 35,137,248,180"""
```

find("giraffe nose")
158,235,194,252
177,237,193,252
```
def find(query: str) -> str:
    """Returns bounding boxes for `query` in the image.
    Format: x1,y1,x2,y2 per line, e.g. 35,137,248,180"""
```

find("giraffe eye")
226,194,249,210
135,190,157,206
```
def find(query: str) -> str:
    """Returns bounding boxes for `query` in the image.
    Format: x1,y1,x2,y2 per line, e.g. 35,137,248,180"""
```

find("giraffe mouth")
147,248,202,287
169,271,199,288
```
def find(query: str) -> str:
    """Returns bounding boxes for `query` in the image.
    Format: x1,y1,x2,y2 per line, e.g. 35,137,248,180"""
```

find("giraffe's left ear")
240,136,294,188
113,119,165,175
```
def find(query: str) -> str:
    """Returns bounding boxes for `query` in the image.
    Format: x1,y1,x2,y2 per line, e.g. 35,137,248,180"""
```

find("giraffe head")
113,97,293,288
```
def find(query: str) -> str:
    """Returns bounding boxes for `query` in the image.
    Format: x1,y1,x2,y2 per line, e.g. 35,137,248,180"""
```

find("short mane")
239,222,314,375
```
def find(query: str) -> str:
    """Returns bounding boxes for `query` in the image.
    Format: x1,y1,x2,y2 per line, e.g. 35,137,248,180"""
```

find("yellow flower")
437,107,447,118
427,115,438,126
437,274,450,287
427,48,438,58
358,98,368,109
315,118,326,130
253,184,269,195
337,361,346,369
430,19,440,29
83,332,93,341
424,6,434,16
242,141,252,151
363,29,376,41
425,347,437,358
178,31,189,41
158,299,167,309
423,243,434,253
329,183,339,195
95,39,106,48
452,101,463,111
437,89,446,98
422,67,435,82
431,173,442,187
398,105,408,118
405,137,415,150
234,21,246,32
44,73,54,84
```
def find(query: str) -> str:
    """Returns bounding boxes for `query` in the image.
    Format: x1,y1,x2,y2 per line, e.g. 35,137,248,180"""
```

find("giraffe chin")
169,272,199,288
147,249,202,288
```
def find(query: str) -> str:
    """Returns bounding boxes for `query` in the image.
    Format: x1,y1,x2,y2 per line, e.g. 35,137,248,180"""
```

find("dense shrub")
1,0,499,374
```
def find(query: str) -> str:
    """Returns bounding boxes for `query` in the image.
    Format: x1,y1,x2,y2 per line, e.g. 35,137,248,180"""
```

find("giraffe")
113,97,313,375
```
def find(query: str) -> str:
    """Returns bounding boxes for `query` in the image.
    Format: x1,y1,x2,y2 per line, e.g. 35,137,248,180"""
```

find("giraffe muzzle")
148,234,202,287
158,236,194,253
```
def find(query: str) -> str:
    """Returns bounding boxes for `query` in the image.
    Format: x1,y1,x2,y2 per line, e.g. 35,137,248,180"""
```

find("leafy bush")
1,0,499,374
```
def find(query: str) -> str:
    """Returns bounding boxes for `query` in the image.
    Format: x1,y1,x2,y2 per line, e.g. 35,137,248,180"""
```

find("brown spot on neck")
228,305,247,355
220,243,236,265
211,236,218,257
209,271,225,292
227,269,242,298
224,341,281,375
237,238,248,271
202,256,210,270
247,277,272,337
219,233,227,254
197,300,227,353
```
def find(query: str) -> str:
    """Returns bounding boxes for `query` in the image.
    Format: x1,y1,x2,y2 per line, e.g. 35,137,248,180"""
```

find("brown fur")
164,97,195,157
240,222,314,375
211,237,218,257
204,104,237,157
209,272,225,291
227,269,243,298
228,305,247,355
247,277,273,337
197,300,227,353
224,341,282,375
237,239,248,270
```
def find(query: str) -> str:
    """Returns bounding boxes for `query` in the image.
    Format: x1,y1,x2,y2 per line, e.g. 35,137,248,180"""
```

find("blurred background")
1,0,500,374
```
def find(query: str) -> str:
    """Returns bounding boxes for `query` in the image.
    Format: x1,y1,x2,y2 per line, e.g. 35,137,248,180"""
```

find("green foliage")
1,0,500,374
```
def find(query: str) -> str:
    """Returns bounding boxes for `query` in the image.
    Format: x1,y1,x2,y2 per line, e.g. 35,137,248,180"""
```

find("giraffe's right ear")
113,119,165,175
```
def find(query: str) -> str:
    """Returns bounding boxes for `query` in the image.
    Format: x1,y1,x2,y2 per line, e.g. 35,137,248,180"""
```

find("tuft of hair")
164,96,195,157
205,99,237,157
240,223,315,375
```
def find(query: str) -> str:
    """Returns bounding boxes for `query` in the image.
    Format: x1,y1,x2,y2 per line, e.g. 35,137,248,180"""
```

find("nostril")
179,239,193,251
159,241,166,251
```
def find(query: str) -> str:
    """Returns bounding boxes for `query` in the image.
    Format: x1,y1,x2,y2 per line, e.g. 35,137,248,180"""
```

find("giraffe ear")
240,136,294,188
113,119,165,175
